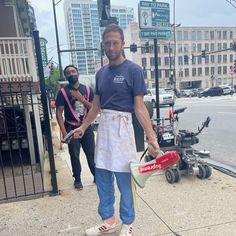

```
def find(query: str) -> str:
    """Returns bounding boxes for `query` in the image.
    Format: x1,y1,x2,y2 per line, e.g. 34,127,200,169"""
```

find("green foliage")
46,66,60,94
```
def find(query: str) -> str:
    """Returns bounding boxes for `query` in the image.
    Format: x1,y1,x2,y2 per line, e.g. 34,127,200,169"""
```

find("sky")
29,0,236,66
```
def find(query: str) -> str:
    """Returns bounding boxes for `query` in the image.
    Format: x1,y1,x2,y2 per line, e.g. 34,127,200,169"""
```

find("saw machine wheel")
165,168,176,184
197,165,207,179
203,165,212,178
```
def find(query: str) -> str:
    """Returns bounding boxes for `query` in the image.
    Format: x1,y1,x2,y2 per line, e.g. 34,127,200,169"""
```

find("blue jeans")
95,168,135,225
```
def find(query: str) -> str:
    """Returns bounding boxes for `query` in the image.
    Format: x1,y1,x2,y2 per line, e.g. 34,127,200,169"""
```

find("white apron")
95,109,137,172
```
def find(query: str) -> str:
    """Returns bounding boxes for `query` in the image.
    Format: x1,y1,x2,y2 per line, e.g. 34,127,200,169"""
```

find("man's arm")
134,96,160,154
73,95,101,138
56,105,67,137
70,90,93,110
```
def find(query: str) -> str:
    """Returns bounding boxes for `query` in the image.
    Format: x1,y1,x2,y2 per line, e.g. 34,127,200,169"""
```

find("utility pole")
173,0,176,90
152,0,160,121
52,0,63,81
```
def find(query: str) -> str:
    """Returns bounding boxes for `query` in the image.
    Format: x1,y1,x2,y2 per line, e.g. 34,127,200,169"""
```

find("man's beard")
105,50,122,62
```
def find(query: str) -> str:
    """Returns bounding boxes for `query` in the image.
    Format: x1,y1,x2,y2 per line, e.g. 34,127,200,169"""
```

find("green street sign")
140,29,171,39
139,1,170,29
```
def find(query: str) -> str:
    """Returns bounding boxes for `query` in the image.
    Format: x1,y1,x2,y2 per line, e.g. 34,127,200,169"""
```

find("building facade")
111,6,134,30
63,0,134,75
124,23,236,89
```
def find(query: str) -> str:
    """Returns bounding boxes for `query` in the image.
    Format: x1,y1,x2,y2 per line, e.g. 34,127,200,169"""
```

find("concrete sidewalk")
0,125,236,236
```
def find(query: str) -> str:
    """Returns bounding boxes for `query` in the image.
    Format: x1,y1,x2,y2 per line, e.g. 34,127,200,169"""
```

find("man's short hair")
63,65,78,76
102,24,124,41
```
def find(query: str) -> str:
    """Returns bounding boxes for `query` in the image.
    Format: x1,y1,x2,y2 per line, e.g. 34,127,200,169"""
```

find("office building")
64,0,134,75
124,23,236,89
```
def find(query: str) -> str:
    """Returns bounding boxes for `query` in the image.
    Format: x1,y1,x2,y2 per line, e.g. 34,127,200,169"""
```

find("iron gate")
0,81,47,202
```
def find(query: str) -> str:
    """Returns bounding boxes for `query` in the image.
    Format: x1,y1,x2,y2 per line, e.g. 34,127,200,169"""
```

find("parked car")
220,85,233,95
198,86,223,97
144,88,175,107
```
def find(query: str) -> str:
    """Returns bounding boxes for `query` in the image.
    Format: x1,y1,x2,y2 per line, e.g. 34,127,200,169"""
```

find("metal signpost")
138,0,171,121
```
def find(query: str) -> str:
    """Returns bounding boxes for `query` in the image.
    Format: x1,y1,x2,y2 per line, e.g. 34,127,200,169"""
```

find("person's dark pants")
66,124,95,183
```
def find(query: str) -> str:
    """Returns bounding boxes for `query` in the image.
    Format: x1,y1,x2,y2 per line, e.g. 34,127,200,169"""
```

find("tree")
46,66,60,95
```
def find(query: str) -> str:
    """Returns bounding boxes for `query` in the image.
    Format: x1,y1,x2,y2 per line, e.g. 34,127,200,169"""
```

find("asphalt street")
155,94,236,167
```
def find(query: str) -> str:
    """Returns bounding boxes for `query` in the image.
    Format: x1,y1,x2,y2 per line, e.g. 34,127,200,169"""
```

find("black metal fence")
0,81,46,202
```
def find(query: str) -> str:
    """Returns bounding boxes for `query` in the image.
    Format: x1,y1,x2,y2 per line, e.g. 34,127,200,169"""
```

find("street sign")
140,29,171,39
139,1,170,29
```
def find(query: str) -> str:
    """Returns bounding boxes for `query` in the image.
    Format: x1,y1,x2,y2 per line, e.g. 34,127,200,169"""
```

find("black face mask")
67,75,78,84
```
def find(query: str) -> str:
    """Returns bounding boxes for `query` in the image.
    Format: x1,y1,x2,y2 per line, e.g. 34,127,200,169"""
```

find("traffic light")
143,67,147,78
234,59,236,73
144,42,150,53
183,55,188,64
50,62,54,75
97,0,110,20
201,50,206,58
130,43,137,53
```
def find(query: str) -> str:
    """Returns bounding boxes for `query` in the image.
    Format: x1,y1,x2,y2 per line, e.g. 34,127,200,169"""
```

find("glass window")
217,66,222,75
164,57,169,66
223,55,227,63
217,31,222,40
192,54,196,64
197,31,202,40
218,55,222,63
205,55,209,64
177,31,182,41
211,67,215,75
223,31,227,40
151,70,155,79
178,56,183,65
183,44,188,53
204,31,209,40
192,68,197,76
210,31,214,40
205,67,209,76
229,31,233,39
204,43,209,52
191,31,196,40
198,68,202,76
197,43,202,52
223,66,227,74
192,43,196,52
165,69,169,78
178,44,182,53
210,55,215,63
210,43,214,51
197,56,202,64
179,69,184,77
217,43,222,50
223,43,227,49
164,45,169,53
230,54,233,63
185,68,189,77
183,31,188,40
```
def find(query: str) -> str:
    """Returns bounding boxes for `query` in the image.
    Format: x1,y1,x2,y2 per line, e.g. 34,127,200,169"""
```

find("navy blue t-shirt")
95,60,147,113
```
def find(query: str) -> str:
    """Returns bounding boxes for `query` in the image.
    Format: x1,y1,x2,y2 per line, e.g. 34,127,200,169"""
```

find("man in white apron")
73,24,160,236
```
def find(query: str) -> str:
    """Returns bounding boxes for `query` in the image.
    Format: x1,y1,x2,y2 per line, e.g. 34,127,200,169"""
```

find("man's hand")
148,141,161,158
73,127,85,139
62,131,74,143
71,90,84,102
